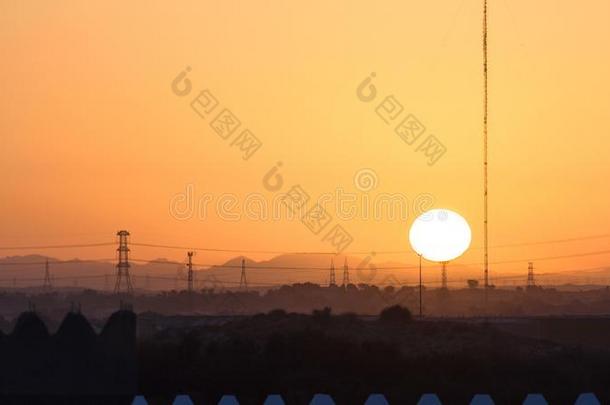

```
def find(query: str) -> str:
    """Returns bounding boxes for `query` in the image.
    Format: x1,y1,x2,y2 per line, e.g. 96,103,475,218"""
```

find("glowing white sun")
409,209,472,262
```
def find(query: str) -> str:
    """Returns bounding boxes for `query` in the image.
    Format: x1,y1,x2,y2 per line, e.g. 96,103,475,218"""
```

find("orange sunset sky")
1,1,609,284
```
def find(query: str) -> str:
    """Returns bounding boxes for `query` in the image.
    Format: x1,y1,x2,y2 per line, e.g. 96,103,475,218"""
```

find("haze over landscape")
2,1,610,403
1,0,610,288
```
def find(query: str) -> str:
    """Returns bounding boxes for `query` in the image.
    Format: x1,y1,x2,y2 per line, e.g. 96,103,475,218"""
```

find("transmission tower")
527,262,535,289
187,251,194,293
329,259,336,286
239,258,248,290
43,259,52,291
114,230,133,294
441,262,448,290
342,258,350,286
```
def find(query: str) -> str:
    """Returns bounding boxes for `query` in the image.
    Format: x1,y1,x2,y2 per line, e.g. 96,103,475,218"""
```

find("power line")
128,247,610,270
474,233,610,249
0,274,108,282
1,232,610,255
129,257,421,271
129,233,610,255
2,263,608,288
130,242,343,255
2,246,610,272
0,242,114,250
483,249,610,266
2,228,610,292
146,265,610,287
0,258,114,266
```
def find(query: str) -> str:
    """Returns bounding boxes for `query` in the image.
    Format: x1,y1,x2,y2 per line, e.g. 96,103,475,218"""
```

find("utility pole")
239,258,248,290
329,258,336,287
418,254,423,318
441,262,448,290
187,251,194,293
114,230,133,294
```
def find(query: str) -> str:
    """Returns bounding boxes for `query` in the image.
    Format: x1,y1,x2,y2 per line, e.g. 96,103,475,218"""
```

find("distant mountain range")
0,253,420,290
0,254,608,291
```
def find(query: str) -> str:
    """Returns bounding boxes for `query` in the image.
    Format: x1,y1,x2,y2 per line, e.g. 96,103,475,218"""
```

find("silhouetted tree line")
138,305,610,405
5,283,610,322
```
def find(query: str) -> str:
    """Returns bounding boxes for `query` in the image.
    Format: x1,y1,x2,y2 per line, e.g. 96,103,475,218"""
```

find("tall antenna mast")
483,0,490,291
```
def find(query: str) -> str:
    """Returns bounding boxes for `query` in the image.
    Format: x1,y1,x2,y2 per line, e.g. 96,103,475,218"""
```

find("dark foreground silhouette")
2,306,610,404
0,309,136,405
139,306,610,405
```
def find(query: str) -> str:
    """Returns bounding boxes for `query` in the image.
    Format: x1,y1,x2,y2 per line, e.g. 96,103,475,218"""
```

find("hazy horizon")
1,0,610,287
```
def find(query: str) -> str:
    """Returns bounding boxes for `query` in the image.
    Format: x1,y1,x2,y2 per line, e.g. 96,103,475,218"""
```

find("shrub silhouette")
379,305,412,324
312,307,332,325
